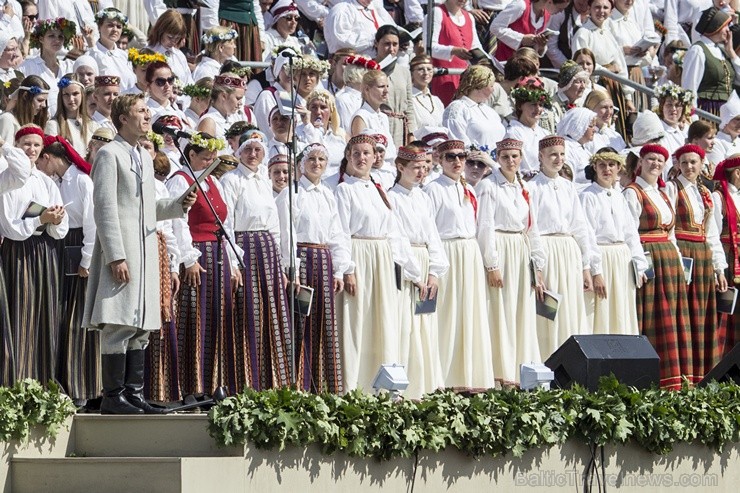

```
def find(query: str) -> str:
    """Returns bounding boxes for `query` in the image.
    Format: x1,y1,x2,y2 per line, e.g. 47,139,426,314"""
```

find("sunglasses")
154,76,176,87
284,16,300,22
466,160,487,169
445,152,468,161
25,14,38,21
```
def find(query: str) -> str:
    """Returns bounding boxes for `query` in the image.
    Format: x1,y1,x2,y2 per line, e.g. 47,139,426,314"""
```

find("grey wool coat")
83,135,185,331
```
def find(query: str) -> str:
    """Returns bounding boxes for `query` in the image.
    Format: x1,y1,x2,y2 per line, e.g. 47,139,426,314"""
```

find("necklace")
414,90,435,114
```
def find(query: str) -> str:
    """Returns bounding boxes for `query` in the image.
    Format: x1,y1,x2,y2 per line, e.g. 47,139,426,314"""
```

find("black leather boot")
100,353,145,415
124,349,169,414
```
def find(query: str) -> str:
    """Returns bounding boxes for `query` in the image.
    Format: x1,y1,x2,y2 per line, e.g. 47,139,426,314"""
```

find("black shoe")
101,353,144,415
124,349,169,414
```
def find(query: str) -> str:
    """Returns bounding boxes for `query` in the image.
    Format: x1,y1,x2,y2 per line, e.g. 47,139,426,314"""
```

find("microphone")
151,121,193,140
278,50,299,58
433,68,465,76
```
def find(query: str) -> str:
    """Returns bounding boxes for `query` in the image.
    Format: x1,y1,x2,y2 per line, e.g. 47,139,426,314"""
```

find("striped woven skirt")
398,245,444,399
338,238,400,392
697,98,723,118
296,244,342,393
677,239,721,383
234,231,293,391
177,240,235,397
487,232,540,385
220,20,262,63
56,228,101,400
720,242,740,356
586,243,639,336
638,240,692,389
0,261,14,387
1,234,60,384
536,235,590,360
145,232,181,402
436,238,494,390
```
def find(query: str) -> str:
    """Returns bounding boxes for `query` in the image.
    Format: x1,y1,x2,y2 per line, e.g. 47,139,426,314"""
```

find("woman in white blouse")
409,55,444,129
19,19,75,117
424,139,495,389
147,10,194,87
580,147,647,335
220,133,294,391
275,143,352,393
584,89,626,153
665,144,728,383
192,27,239,82
296,89,348,176
0,125,68,386
334,134,423,392
557,107,598,187
45,77,99,157
571,0,635,136
623,144,692,389
351,70,397,162
529,135,598,359
146,61,193,127
653,82,693,177
167,132,242,397
0,76,50,145
476,138,545,385
35,135,98,406
387,145,449,398
505,79,552,177
198,74,248,144
88,8,137,92
442,65,505,149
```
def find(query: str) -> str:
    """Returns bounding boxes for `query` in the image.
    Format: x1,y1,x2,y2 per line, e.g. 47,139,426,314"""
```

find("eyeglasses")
444,152,467,161
466,160,487,169
154,76,176,87
284,16,300,22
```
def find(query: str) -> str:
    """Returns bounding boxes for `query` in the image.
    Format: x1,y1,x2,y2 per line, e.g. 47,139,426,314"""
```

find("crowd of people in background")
1,0,740,412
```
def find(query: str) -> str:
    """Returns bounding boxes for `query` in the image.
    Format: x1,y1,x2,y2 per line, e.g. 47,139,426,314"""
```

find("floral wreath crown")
145,131,165,149
128,48,167,67
653,82,693,105
30,18,77,50
201,28,238,46
293,57,330,77
189,133,227,152
183,84,211,99
468,143,496,161
510,86,553,109
95,8,128,25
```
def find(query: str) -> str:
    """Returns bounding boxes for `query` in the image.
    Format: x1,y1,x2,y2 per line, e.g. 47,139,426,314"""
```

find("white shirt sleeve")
0,143,30,195
166,174,202,269
200,0,221,31
488,0,527,54
681,44,705,94
295,0,330,22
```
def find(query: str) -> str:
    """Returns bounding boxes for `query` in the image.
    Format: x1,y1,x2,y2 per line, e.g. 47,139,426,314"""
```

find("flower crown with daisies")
653,82,693,105
95,8,128,25
183,84,211,99
128,48,167,67
201,28,238,46
293,56,330,77
146,131,165,149
30,18,77,50
189,133,227,152
510,85,553,109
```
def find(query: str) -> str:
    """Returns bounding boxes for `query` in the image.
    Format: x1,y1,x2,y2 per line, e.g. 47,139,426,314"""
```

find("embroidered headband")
214,75,247,89
436,140,466,152
95,75,121,88
397,146,427,161
539,135,565,150
496,138,524,153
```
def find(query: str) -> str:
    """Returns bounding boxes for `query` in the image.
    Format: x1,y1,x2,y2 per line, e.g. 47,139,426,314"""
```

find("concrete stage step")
71,414,244,458
11,456,245,493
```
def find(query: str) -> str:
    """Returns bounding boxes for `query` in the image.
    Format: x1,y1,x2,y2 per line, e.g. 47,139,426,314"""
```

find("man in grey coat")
83,94,196,414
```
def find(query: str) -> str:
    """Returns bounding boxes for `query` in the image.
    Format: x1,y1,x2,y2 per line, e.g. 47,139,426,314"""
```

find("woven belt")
297,242,328,249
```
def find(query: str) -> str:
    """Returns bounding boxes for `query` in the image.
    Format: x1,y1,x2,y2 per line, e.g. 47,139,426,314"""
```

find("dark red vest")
174,171,228,242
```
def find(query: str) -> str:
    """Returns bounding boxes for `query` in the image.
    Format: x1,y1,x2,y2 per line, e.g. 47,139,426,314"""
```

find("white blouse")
475,168,546,271
155,179,181,273
150,44,194,87
45,118,101,158
664,175,727,271
58,165,96,269
275,175,353,279
411,87,444,129
334,175,421,282
564,137,593,189
335,85,362,135
442,96,506,148
166,167,240,270
586,125,626,154
192,56,222,83
88,42,137,91
220,164,281,240
579,181,648,276
423,173,477,240
0,168,69,241
505,119,550,176
295,124,347,172
351,102,397,161
528,173,598,271
18,56,74,117
388,182,449,279
571,19,629,79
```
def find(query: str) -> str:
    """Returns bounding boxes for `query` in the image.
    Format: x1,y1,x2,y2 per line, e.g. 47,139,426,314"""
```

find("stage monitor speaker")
698,343,740,386
544,335,660,391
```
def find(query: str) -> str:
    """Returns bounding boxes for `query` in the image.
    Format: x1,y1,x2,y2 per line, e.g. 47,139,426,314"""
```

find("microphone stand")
175,145,245,394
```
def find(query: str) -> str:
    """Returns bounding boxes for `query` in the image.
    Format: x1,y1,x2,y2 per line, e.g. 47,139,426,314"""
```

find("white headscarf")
556,107,597,142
